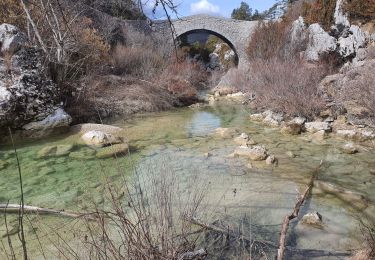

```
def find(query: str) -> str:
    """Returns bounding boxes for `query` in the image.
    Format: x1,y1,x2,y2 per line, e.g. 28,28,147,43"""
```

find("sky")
143,0,277,19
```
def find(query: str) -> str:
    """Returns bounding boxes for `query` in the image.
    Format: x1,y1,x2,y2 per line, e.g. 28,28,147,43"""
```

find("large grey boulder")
0,24,27,55
0,23,68,138
305,23,337,61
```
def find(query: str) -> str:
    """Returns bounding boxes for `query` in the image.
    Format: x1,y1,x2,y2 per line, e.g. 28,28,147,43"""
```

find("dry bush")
350,218,375,259
112,45,165,79
337,62,375,123
158,61,209,105
111,28,172,79
65,75,178,123
247,20,306,62
302,0,337,31
344,0,375,23
245,17,326,118
244,58,326,118
366,45,375,60
56,158,207,259
0,0,25,28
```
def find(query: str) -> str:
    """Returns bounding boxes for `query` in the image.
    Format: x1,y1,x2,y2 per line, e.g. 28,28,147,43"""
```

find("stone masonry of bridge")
153,15,259,67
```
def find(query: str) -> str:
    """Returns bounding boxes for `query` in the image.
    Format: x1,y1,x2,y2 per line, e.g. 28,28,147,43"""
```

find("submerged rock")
96,143,129,159
69,148,96,160
233,133,249,146
234,145,268,161
311,130,328,141
286,151,297,158
37,146,57,159
0,159,9,170
266,155,276,165
301,212,323,227
214,127,237,139
314,180,368,210
81,130,122,148
341,143,358,154
37,144,74,158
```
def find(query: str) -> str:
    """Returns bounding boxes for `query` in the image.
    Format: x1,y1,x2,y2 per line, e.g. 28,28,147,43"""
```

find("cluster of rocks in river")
0,24,71,141
249,109,374,148
36,124,129,160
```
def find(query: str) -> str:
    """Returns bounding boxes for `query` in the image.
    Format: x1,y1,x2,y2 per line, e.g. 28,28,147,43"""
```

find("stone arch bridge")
152,15,259,67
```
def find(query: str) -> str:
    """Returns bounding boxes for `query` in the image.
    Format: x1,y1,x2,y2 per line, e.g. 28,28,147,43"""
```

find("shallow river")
0,101,374,259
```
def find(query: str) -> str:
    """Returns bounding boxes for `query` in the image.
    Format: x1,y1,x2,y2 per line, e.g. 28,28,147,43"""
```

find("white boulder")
81,130,122,148
305,121,331,133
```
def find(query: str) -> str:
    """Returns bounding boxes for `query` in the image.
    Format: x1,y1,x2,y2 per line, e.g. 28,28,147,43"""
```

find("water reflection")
186,111,221,137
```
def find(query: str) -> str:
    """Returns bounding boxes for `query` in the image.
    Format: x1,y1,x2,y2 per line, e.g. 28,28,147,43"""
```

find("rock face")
0,24,27,54
0,23,69,138
305,23,337,61
337,25,369,58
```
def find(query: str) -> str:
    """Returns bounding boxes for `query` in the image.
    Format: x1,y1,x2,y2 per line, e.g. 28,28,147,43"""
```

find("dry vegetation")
302,0,337,31
1,1,210,123
344,0,375,23
302,0,375,29
242,18,328,119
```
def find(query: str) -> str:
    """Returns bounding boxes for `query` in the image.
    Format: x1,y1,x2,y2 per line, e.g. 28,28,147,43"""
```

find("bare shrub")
244,58,326,119
65,75,178,122
366,45,375,60
351,218,375,260
55,158,207,259
158,61,209,104
337,62,375,123
112,45,166,78
244,16,326,119
247,20,307,62
0,0,25,28
302,0,337,31
344,0,375,23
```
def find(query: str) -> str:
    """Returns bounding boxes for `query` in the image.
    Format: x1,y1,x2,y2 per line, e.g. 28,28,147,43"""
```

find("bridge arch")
166,15,259,67
176,29,240,66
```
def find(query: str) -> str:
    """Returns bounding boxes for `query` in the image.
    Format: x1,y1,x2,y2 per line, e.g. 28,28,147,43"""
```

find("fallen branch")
178,248,207,260
0,204,96,220
188,215,351,257
277,160,323,260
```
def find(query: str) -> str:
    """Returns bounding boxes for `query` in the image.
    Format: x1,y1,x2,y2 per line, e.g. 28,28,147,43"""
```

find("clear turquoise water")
0,101,374,258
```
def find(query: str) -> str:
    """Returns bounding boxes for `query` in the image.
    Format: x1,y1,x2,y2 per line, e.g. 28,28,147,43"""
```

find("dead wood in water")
188,215,351,258
0,204,96,220
277,160,323,260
